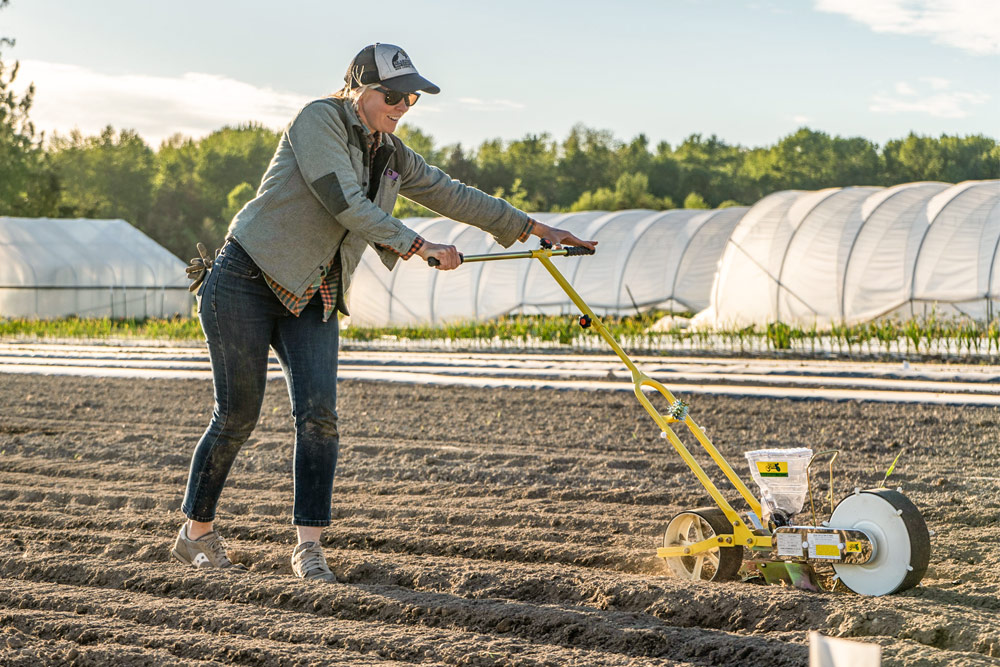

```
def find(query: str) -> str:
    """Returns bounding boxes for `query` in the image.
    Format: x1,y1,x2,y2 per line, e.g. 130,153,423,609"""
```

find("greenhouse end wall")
0,217,192,319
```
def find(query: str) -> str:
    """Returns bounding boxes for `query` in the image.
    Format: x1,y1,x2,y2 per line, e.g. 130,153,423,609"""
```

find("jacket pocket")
217,254,262,281
377,173,402,214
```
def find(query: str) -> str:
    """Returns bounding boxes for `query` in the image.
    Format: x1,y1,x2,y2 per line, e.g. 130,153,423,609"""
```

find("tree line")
2,7,998,260
8,120,998,261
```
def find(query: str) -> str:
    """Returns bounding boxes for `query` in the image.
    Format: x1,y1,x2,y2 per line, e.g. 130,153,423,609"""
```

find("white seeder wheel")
662,508,743,582
828,489,930,596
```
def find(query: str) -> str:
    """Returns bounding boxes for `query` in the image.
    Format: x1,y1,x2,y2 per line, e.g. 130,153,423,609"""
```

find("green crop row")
2,312,999,359
340,311,665,346
0,316,203,340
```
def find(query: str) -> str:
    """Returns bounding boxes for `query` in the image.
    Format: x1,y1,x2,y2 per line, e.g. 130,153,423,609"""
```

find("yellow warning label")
815,543,840,558
756,461,788,477
845,541,861,553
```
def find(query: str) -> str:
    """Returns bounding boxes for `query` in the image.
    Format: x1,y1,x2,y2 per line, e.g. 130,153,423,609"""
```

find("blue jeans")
181,241,340,527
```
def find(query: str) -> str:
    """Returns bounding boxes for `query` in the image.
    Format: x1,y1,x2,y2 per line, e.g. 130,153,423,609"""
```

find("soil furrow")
1,373,998,665
0,565,807,666
0,608,415,666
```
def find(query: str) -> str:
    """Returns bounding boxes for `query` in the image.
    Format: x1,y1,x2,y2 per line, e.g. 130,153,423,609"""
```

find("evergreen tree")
555,125,619,208
0,0,59,216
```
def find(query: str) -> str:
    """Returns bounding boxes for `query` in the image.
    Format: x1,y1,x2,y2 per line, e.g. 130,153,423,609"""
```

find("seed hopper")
429,242,930,596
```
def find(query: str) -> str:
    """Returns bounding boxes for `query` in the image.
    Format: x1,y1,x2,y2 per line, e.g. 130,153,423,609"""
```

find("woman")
172,43,596,582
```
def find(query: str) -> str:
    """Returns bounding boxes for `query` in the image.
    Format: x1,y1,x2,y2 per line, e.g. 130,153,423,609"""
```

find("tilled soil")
1,373,999,666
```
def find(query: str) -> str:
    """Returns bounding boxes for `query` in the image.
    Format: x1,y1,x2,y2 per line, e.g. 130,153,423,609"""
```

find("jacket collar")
342,98,367,132
339,99,374,147
341,98,397,151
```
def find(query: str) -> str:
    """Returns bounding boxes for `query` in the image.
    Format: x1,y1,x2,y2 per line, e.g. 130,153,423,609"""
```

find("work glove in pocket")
186,243,218,292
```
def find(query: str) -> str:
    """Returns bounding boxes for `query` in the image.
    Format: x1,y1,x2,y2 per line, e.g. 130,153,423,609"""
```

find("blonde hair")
329,83,381,132
330,82,378,103
328,83,379,131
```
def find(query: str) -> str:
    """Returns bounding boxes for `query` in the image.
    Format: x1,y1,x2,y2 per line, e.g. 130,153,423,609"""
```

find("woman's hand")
417,242,463,270
532,221,598,251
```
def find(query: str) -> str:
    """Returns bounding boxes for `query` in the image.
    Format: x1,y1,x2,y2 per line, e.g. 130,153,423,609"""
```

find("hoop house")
695,180,1000,327
0,218,191,319
347,208,746,326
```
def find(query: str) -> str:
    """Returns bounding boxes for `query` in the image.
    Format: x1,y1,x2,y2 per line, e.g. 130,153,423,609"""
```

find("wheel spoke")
680,516,696,541
693,555,705,579
693,520,705,542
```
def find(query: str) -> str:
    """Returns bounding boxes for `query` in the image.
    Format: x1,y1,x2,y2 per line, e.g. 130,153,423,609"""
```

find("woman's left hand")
532,221,598,251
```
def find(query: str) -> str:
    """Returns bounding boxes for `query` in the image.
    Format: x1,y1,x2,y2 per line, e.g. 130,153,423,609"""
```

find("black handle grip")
427,253,464,267
565,246,596,256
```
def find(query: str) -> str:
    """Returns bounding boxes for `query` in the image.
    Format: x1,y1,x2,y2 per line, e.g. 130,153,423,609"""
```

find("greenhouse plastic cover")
694,180,1000,327
349,180,1000,328
0,217,191,319
8,180,998,328
347,208,747,326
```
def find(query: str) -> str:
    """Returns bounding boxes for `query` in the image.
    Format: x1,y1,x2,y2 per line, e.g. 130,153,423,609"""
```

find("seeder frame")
440,245,773,561
431,244,931,596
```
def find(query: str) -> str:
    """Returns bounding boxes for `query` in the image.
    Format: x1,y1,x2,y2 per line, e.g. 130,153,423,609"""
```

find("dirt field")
1,373,999,666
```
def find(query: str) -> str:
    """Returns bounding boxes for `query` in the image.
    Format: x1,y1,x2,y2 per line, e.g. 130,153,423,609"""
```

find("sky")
2,0,999,151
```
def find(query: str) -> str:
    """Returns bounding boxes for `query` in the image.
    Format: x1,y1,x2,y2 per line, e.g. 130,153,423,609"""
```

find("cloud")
871,79,989,118
922,76,951,91
815,0,1000,55
16,60,312,146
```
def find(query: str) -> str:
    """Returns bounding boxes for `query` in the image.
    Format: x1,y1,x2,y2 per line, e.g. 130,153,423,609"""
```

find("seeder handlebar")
426,244,595,267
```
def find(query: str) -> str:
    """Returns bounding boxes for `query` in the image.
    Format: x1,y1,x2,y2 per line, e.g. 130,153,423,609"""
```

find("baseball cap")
345,43,441,94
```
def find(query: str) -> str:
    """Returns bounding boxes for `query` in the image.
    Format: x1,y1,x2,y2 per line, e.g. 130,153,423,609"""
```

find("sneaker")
171,525,248,571
291,541,336,582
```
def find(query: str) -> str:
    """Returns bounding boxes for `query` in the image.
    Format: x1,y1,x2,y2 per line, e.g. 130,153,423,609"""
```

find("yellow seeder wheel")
662,508,744,582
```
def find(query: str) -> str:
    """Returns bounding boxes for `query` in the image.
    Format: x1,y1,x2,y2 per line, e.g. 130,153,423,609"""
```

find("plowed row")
2,373,999,666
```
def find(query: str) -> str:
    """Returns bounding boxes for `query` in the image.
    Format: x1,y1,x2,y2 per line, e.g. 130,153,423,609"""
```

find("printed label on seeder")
756,461,788,477
776,532,804,557
807,533,842,560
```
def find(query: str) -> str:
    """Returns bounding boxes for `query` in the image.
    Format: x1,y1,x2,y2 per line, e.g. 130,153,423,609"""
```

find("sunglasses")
374,85,420,107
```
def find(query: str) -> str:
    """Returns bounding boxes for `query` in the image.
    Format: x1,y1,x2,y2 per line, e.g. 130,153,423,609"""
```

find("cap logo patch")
391,50,412,70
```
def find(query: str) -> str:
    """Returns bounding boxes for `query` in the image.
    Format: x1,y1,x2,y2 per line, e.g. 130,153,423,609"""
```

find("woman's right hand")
417,242,463,270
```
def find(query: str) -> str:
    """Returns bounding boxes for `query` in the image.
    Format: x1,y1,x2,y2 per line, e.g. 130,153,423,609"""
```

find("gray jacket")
228,97,529,315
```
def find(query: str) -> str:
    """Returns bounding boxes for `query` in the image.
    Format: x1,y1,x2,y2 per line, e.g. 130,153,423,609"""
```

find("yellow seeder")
430,242,930,596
